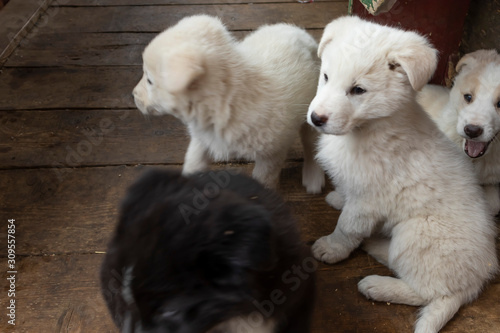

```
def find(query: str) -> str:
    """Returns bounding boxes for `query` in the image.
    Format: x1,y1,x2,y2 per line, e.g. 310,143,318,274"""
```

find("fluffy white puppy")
133,15,324,192
308,16,498,333
418,50,500,215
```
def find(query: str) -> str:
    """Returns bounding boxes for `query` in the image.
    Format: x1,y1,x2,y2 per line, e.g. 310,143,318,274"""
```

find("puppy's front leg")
325,190,345,210
253,153,286,189
300,124,325,194
312,208,376,264
182,137,210,175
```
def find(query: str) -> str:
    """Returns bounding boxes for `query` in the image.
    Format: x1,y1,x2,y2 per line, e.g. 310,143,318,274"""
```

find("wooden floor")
0,0,499,332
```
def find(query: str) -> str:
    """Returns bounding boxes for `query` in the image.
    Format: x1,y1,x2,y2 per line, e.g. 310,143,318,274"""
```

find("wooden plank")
5,32,152,67
0,109,305,168
63,0,345,5
5,29,324,67
0,0,51,65
0,165,139,255
0,109,188,168
0,67,140,110
0,164,333,255
39,3,347,33
0,254,117,332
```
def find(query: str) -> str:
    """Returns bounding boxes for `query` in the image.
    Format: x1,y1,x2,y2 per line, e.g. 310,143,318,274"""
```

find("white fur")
418,50,500,215
309,16,498,333
133,15,324,192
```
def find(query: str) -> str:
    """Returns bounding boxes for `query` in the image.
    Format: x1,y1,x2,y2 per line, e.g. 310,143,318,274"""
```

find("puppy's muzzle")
464,124,483,139
132,90,157,115
310,111,329,127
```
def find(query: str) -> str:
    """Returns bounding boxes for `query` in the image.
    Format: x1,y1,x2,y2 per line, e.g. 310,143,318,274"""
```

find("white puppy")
133,15,324,192
308,16,498,333
418,50,500,215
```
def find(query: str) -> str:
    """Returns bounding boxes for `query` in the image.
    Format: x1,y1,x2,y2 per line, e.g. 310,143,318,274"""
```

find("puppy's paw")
182,164,206,176
302,164,325,194
311,236,350,264
325,191,345,210
358,275,426,306
358,275,384,300
358,275,395,302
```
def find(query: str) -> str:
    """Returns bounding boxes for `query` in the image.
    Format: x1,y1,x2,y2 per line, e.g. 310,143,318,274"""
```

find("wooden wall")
460,0,500,54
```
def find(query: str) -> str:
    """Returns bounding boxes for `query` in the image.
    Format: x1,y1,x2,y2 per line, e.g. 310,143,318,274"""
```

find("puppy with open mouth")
133,15,324,193
419,49,500,215
309,16,498,333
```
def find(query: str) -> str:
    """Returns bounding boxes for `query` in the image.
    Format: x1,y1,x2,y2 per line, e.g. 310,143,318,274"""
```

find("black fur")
100,168,315,333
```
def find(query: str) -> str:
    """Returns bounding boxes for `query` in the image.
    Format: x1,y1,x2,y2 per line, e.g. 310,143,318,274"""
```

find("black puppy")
100,168,316,333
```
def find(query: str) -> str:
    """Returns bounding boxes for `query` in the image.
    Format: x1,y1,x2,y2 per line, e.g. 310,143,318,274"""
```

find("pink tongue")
466,140,487,158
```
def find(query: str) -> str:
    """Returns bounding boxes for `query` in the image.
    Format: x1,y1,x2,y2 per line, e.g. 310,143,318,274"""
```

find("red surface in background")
352,0,471,85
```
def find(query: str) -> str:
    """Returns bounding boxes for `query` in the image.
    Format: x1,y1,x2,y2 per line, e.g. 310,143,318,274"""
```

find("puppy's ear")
160,46,205,93
456,49,499,73
318,36,333,58
390,34,438,91
318,21,336,58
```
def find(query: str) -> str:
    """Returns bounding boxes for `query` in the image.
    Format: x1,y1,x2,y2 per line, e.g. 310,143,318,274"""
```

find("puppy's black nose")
310,112,328,127
464,125,483,138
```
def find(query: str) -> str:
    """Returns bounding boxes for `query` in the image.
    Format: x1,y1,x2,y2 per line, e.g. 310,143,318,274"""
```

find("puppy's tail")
415,294,463,333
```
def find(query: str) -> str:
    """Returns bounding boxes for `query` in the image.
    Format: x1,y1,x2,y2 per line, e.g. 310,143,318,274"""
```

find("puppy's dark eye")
350,86,366,95
496,101,500,109
147,78,153,85
388,62,399,70
324,73,328,83
464,94,472,103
